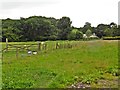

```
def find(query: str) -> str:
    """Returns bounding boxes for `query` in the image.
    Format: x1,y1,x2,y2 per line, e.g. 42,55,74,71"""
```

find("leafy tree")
104,28,113,36
76,30,83,39
110,22,119,36
82,22,92,34
68,29,83,40
1,16,120,42
95,24,110,38
85,29,92,38
2,19,21,41
57,17,72,40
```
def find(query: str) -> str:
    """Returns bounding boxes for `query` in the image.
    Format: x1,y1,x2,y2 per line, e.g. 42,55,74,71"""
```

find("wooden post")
38,42,41,51
16,47,18,59
56,42,58,49
6,38,8,51
43,43,46,50
1,52,3,61
55,43,57,49
56,42,60,49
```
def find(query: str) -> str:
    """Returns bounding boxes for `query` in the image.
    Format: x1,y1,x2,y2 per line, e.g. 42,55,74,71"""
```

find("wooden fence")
2,41,80,59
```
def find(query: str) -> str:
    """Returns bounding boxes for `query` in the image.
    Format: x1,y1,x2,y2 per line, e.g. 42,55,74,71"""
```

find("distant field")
2,40,119,88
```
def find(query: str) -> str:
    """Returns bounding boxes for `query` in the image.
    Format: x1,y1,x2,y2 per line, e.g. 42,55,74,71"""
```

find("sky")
0,0,119,27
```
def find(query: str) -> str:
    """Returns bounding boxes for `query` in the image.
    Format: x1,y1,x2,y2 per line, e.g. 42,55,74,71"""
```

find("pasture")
1,40,119,88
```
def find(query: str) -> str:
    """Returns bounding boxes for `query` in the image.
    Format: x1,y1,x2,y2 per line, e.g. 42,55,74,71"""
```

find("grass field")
2,40,119,88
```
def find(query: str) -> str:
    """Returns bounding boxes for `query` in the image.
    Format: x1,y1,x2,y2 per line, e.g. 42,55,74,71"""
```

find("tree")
85,29,92,38
95,24,110,38
110,22,119,36
2,19,21,41
104,28,113,36
76,30,83,39
82,22,92,34
57,17,72,40
68,29,83,40
21,16,58,41
2,16,119,42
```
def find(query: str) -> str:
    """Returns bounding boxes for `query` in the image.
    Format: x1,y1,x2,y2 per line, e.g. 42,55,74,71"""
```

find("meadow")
1,40,119,88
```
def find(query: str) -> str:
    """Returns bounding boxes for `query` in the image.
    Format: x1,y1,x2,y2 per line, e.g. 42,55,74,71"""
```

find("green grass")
2,40,119,88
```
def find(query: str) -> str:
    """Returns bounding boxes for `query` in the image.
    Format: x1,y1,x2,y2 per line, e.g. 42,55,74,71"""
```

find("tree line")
1,16,120,42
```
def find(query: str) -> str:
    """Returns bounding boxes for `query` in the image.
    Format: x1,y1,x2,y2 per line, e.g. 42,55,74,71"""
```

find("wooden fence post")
55,43,57,49
16,47,18,59
6,38,8,51
38,42,41,51
44,43,47,51
1,52,3,61
56,42,58,49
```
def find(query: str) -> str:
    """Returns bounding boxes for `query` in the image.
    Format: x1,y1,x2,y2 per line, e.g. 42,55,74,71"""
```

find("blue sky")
0,0,119,27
